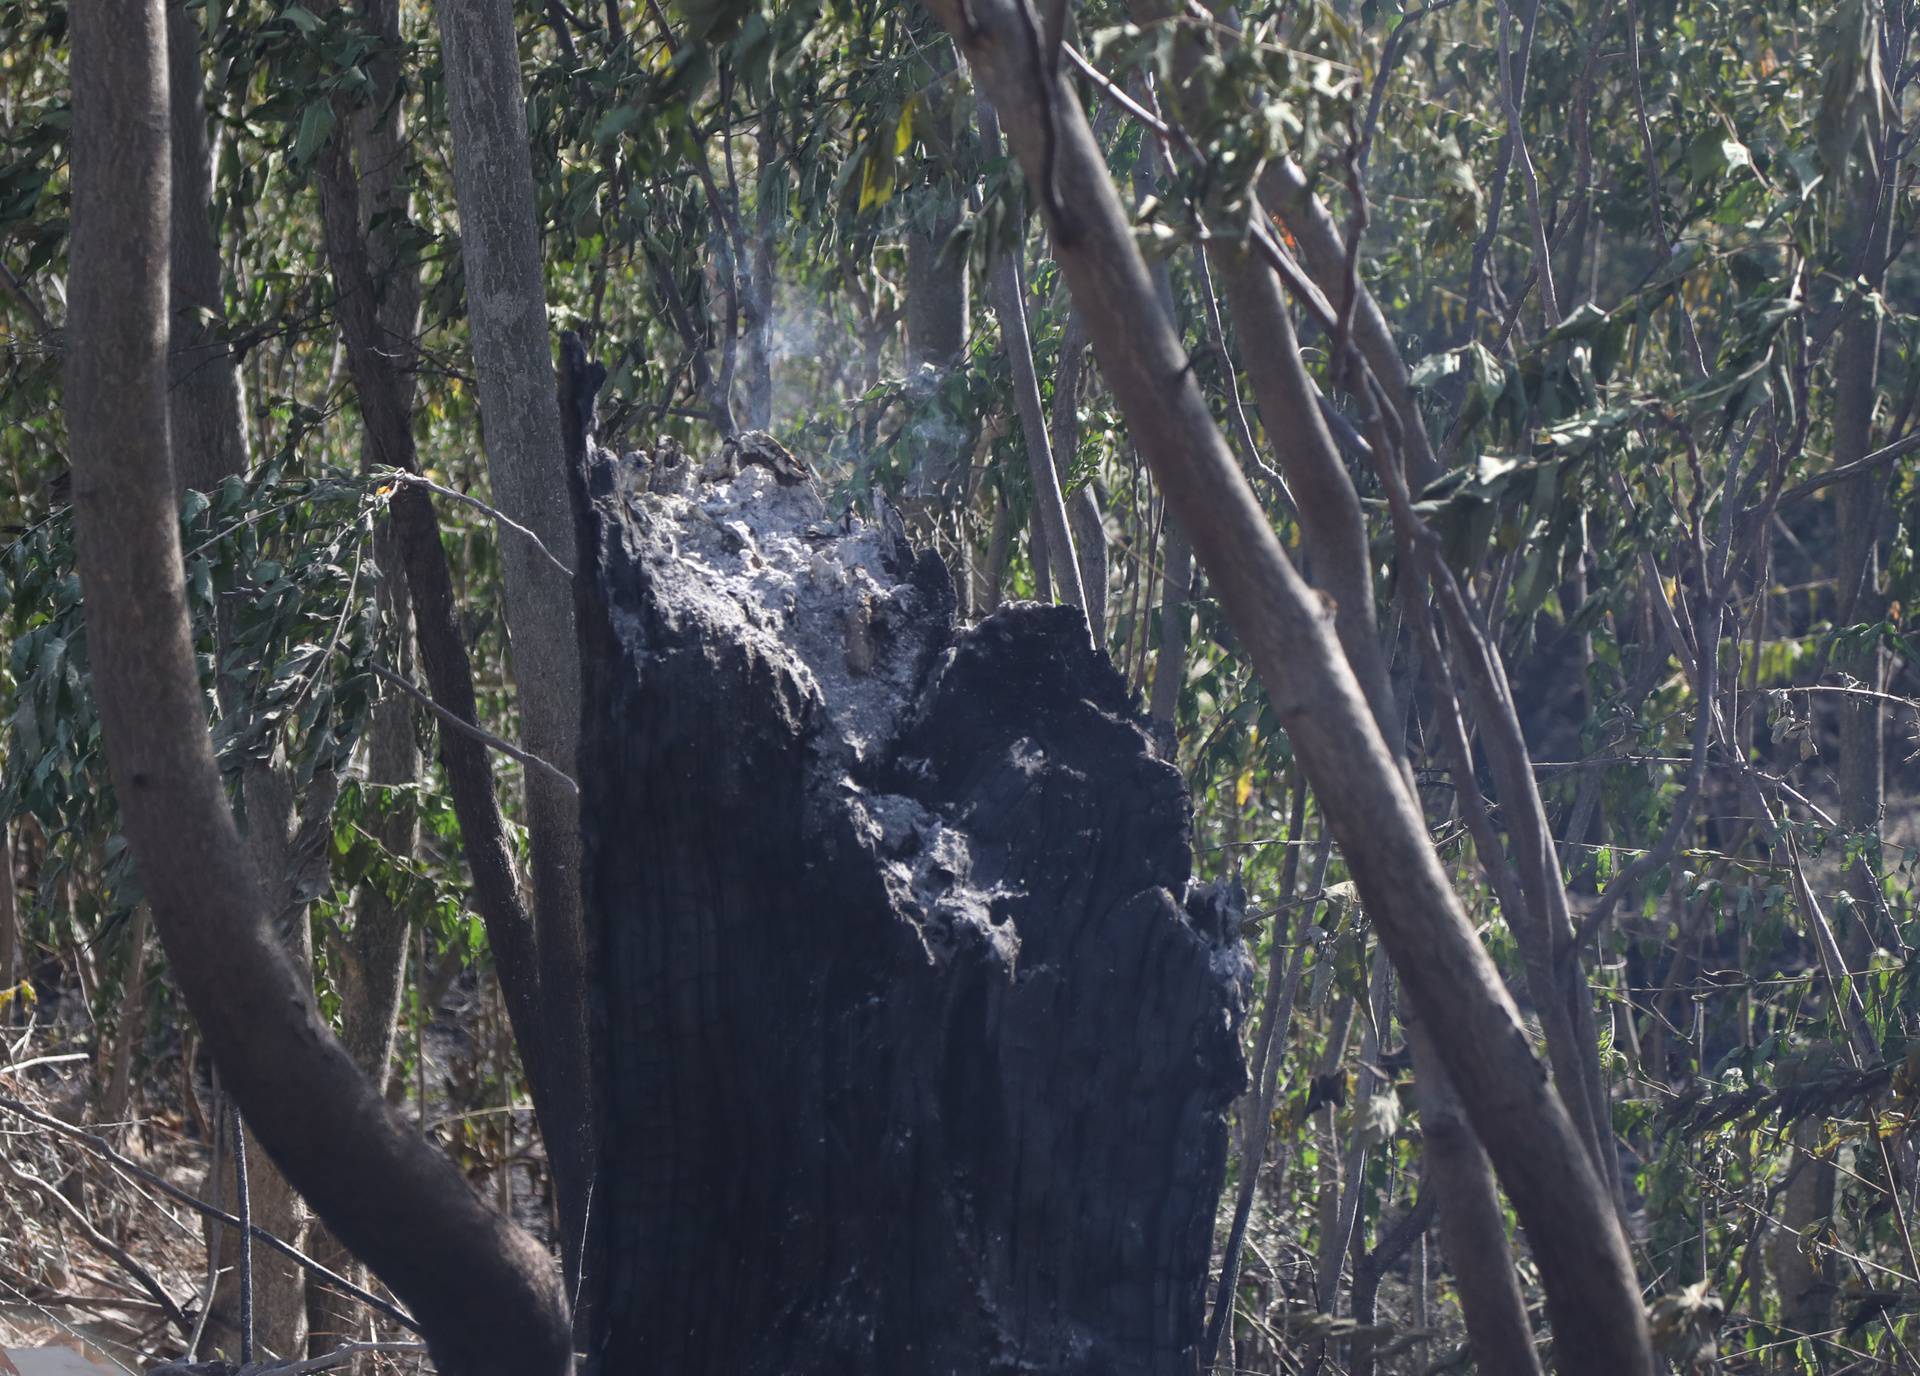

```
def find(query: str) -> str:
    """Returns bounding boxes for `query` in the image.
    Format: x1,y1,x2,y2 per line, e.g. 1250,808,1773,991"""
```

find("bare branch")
369,662,580,796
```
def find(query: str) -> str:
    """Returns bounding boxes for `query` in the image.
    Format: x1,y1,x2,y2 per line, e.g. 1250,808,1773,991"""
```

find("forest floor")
0,966,535,1373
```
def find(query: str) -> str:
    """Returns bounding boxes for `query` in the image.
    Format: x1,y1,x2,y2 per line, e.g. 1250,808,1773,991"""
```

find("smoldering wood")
572,439,1250,1374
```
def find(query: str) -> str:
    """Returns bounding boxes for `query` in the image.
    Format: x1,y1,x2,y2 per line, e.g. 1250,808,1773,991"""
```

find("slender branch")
0,1093,422,1334
369,662,580,796
231,1099,254,1364
0,1051,91,1076
385,472,576,579
1191,243,1291,504
0,259,54,338
1494,0,1558,328
1774,429,1920,506
4,1159,192,1332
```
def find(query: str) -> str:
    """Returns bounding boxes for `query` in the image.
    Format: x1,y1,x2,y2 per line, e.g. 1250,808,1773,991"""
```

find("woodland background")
5,0,1920,1372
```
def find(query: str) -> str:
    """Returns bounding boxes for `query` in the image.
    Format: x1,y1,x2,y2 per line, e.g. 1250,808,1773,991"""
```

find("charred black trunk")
573,442,1247,1375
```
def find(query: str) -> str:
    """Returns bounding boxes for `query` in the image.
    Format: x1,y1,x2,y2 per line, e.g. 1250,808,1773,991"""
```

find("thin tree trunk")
304,4,427,1354
1402,1013,1542,1374
1052,308,1108,643
436,5,597,1301
906,208,969,375
311,99,578,1358
904,34,969,383
982,484,1012,612
164,0,248,497
1833,168,1894,955
0,822,15,1000
1305,949,1388,1376
1205,806,1325,1368
742,107,777,429
1149,524,1192,728
1770,1118,1837,1338
100,903,152,1128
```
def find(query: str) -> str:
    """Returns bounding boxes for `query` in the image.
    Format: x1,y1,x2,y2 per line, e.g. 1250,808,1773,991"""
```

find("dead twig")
0,1093,422,1336
368,663,579,797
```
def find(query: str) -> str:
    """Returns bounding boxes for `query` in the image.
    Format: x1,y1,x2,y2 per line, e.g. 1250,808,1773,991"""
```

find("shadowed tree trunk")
571,445,1249,1373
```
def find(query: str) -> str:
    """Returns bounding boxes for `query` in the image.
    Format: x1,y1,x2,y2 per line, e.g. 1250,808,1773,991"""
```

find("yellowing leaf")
894,97,916,156
1234,768,1254,808
857,153,894,212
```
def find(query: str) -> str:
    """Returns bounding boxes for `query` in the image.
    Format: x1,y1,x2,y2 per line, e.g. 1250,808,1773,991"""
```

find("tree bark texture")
905,209,969,376
572,448,1250,1374
1051,308,1108,643
437,0,598,1288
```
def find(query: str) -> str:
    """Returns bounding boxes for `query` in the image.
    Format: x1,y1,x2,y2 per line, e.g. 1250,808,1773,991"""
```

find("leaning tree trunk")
572,442,1249,1373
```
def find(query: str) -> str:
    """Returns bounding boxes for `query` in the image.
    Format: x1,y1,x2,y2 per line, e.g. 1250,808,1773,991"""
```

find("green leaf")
292,101,337,169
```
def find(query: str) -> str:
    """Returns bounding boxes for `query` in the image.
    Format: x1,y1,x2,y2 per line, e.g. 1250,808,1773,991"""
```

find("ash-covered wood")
572,441,1249,1375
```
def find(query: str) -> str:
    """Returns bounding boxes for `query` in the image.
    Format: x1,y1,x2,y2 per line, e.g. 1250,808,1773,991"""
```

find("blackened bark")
574,452,1248,1374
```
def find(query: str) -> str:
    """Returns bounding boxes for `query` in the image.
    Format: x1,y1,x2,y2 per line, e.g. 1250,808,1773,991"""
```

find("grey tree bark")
1249,30,1618,1208
434,0,598,1302
1402,1013,1542,1374
0,823,15,999
1770,1118,1837,1339
63,4,570,1370
99,903,153,1128
741,108,778,430
905,210,969,374
1149,524,1192,728
1051,309,1107,641
165,1,249,497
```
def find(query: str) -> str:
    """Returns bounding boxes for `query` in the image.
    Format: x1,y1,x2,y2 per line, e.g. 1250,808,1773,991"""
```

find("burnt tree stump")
573,443,1249,1375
